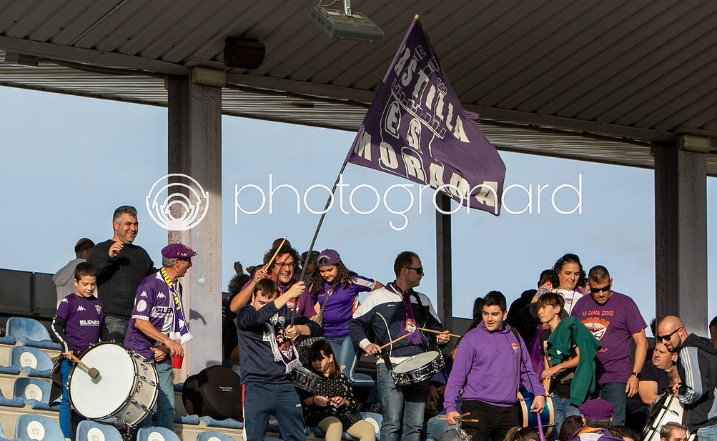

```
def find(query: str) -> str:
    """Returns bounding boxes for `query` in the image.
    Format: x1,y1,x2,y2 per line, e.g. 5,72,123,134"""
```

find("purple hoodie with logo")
444,321,545,412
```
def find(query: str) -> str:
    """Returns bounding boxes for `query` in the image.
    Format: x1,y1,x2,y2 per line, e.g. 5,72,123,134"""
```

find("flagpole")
292,159,349,324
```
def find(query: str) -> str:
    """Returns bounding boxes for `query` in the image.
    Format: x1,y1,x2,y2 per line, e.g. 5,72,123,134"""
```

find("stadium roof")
1,0,715,172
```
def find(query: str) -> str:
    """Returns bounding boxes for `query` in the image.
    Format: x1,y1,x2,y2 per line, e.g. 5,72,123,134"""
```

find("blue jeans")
243,382,306,441
137,360,174,430
105,315,130,343
155,361,175,430
597,382,627,426
696,424,717,440
550,395,580,441
376,362,428,441
60,358,77,438
425,412,459,441
328,336,355,380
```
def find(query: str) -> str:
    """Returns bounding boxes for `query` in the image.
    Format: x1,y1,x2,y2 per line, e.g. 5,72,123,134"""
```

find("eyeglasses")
274,261,294,268
657,328,680,342
406,266,424,275
591,285,611,293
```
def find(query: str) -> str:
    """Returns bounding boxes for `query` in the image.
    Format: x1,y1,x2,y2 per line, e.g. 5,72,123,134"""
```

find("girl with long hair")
308,249,382,378
302,340,375,441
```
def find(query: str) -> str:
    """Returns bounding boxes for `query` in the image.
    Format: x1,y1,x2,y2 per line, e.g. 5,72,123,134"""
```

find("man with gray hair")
124,243,196,430
659,422,689,441
88,205,154,342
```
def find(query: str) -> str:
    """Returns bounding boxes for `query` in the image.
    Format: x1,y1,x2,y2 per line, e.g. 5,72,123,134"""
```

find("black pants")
461,400,520,441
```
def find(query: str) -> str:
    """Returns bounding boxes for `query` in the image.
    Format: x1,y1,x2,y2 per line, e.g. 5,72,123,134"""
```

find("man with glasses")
228,242,311,317
350,251,450,441
571,265,648,426
657,316,717,440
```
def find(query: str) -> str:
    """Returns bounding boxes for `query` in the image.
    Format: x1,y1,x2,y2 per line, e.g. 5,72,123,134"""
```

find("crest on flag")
346,18,506,215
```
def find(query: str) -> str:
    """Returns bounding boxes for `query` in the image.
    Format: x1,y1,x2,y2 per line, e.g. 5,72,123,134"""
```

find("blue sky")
1,86,715,334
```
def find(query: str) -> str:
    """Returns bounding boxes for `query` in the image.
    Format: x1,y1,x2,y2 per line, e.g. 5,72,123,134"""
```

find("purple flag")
346,18,506,215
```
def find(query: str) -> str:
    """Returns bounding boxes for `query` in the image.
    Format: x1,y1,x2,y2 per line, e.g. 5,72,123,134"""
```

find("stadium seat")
3,317,61,350
196,431,236,441
8,346,54,377
76,420,123,441
0,377,56,410
136,427,182,441
15,414,64,441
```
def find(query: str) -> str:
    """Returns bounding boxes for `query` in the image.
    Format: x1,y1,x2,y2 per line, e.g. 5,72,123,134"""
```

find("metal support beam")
654,138,708,335
167,74,223,374
436,194,453,331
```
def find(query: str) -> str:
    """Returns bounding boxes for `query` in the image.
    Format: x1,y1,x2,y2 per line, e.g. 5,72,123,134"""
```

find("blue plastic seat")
136,427,182,441
3,317,61,350
196,431,236,441
76,420,123,441
0,377,57,410
15,414,64,441
199,416,244,429
9,346,54,377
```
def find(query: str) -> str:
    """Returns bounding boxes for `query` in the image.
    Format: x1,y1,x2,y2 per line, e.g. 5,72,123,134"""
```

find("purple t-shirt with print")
124,271,176,362
56,293,106,353
571,291,646,384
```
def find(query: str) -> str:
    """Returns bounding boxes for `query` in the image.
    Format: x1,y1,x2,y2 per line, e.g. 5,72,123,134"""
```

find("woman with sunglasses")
308,249,383,379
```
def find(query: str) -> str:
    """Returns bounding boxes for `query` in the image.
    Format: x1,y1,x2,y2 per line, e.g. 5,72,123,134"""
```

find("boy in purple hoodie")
444,291,546,441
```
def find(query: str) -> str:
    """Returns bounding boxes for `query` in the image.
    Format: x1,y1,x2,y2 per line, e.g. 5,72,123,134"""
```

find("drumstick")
378,332,413,351
263,237,287,271
69,354,100,379
436,413,470,421
418,328,461,338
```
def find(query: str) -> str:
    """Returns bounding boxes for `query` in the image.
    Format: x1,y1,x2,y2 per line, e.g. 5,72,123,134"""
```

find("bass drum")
641,391,688,441
183,365,242,420
68,342,158,428
517,388,554,438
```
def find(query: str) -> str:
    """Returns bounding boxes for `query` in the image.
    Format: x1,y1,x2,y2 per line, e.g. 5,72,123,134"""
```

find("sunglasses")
406,266,424,275
591,284,611,293
657,328,680,342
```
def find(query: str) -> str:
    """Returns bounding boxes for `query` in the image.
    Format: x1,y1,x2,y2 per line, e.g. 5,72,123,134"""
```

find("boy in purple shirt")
570,265,648,426
444,291,545,441
51,262,110,439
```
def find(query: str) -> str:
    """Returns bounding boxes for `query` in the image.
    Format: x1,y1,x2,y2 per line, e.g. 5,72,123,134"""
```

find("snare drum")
392,351,445,387
68,342,158,428
292,366,322,395
641,391,685,441
517,388,554,437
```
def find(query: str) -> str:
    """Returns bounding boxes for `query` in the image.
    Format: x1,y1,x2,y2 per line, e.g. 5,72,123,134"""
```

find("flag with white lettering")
346,18,506,215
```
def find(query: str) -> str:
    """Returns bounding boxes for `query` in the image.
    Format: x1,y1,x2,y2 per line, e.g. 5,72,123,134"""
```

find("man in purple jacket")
445,291,545,441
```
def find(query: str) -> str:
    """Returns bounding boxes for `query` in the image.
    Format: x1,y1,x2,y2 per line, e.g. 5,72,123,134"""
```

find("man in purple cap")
567,399,622,440
124,242,196,430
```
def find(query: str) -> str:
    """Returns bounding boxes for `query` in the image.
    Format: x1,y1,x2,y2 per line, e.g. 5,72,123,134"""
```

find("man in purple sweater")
444,291,545,441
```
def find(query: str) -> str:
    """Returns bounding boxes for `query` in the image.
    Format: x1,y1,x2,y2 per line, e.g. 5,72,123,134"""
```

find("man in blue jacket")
444,291,545,441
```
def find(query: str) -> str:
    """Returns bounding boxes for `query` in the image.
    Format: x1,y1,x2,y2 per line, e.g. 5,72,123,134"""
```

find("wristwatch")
631,371,641,379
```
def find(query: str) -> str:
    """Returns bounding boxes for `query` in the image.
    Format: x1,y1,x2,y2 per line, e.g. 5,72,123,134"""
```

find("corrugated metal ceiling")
0,0,715,172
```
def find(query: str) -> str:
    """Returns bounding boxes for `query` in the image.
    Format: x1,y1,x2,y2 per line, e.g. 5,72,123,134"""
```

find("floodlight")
309,0,383,43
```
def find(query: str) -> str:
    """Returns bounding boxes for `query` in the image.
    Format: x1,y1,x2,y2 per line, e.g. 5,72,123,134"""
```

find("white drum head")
69,343,137,418
393,351,439,373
